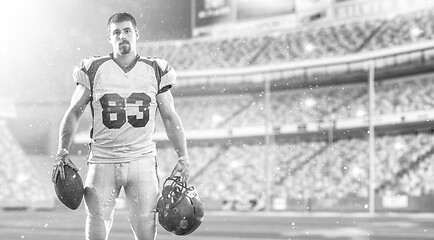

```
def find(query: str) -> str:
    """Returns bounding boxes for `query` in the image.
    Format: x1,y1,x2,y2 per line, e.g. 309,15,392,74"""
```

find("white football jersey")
73,54,175,163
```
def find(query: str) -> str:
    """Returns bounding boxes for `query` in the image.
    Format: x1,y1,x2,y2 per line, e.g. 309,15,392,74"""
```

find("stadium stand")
0,120,51,208
5,5,434,212
154,132,434,210
94,8,434,210
138,9,434,70
165,75,434,131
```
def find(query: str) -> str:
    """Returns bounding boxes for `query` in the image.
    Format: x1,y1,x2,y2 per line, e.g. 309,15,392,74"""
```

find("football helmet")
156,176,204,235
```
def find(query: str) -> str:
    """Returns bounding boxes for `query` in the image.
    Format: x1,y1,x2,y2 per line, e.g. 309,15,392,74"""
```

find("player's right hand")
169,158,190,183
51,150,78,183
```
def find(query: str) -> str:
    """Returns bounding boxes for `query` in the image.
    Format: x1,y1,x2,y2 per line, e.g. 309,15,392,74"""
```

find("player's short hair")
107,12,137,31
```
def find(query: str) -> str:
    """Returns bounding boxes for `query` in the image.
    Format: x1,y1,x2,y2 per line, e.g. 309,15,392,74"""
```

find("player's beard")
119,41,131,55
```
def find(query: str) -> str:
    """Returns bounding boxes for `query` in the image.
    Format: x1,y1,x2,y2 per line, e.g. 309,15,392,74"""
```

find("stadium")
2,0,434,239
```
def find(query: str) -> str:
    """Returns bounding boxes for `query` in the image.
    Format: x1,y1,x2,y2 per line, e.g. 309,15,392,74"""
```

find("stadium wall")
281,196,434,213
192,0,434,38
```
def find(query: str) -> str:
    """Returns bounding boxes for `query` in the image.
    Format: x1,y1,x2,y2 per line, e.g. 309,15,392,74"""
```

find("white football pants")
83,157,159,240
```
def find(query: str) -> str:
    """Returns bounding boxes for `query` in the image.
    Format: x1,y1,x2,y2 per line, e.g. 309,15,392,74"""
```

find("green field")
1,209,434,240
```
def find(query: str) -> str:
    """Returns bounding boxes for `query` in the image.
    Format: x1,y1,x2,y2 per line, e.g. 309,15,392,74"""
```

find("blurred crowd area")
165,76,434,130
0,121,47,207
156,132,434,211
139,9,434,70
2,7,434,211
2,122,434,210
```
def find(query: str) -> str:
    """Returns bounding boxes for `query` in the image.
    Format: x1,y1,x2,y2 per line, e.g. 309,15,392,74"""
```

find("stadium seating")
154,132,434,210
5,7,434,211
166,75,434,131
148,8,434,209
0,121,50,207
138,9,434,70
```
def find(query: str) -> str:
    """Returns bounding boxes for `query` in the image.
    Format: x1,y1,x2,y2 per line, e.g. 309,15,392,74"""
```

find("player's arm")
52,84,91,183
157,90,189,182
57,84,91,153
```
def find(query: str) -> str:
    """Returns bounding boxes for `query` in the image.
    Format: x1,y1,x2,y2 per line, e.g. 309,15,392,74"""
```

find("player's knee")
84,187,101,215
84,187,112,240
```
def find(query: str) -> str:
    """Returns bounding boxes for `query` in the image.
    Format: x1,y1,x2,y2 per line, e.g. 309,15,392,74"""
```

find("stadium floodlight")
394,141,405,150
356,109,367,117
304,98,316,108
212,114,224,124
0,0,43,67
304,43,316,52
410,27,423,38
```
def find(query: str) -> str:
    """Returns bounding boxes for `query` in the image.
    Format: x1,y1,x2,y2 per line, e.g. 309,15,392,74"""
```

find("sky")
0,0,191,102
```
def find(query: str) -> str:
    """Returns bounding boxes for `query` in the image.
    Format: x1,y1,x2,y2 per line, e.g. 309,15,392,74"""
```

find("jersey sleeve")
155,58,176,94
72,59,92,90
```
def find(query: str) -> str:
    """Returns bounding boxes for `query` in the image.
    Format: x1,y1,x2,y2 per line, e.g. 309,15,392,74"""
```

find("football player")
52,12,189,240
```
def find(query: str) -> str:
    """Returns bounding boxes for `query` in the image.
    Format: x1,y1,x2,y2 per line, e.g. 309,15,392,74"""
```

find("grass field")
1,209,434,240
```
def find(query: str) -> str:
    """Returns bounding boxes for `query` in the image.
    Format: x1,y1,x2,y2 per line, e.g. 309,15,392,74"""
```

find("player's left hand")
52,151,78,183
170,157,189,183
